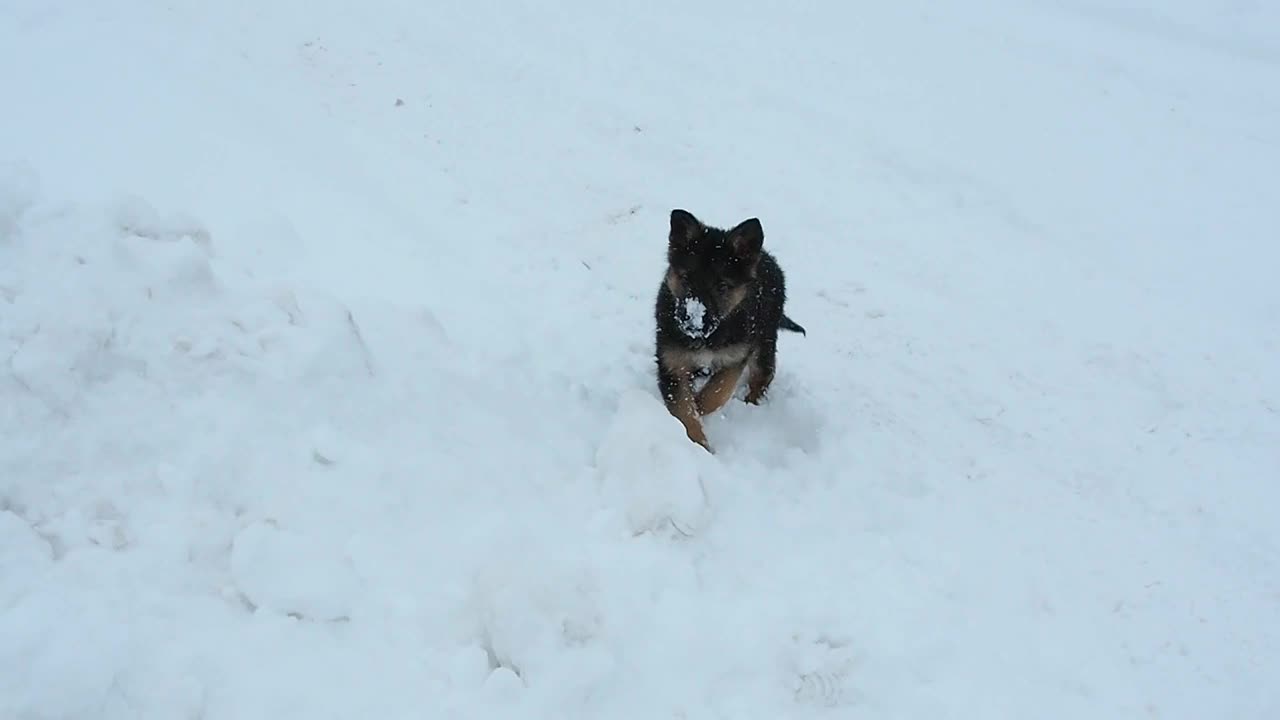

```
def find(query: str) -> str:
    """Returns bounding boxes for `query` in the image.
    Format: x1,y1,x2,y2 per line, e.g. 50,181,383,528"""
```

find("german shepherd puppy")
654,208,805,450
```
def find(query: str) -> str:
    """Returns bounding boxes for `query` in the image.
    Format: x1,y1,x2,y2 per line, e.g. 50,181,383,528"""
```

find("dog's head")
665,209,764,332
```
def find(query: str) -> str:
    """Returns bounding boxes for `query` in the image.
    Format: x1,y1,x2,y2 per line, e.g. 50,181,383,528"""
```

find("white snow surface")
2,1,1279,718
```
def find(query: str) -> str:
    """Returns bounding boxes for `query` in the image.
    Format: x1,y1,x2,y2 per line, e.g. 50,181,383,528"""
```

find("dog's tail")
779,313,806,335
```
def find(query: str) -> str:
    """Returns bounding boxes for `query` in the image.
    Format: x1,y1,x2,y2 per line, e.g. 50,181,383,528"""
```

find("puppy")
653,208,805,450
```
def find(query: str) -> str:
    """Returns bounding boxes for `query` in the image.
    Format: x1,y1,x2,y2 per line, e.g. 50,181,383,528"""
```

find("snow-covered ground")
2,1,1278,717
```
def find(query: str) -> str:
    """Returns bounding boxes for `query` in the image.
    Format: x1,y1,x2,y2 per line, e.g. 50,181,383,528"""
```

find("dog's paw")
689,428,714,453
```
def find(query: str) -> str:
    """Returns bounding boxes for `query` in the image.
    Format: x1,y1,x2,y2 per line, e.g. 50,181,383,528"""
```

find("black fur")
653,208,804,448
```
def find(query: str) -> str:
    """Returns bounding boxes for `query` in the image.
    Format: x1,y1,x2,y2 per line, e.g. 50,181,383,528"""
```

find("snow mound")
0,161,38,244
0,551,133,719
786,632,860,708
595,389,715,537
230,520,360,621
0,511,54,609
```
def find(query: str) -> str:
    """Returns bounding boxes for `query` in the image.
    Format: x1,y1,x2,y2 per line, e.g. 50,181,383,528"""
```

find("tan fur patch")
719,285,749,316
665,269,684,297
661,343,751,372
697,362,745,415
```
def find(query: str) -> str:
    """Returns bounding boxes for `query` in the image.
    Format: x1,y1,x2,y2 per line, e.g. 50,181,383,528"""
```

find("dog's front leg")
658,362,710,449
745,339,777,405
697,362,745,416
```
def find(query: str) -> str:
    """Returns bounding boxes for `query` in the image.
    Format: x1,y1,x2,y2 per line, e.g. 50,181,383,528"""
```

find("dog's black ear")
670,209,703,247
727,218,764,259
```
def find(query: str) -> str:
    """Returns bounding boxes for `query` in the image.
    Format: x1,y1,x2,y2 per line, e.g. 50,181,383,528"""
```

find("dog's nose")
693,286,718,317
